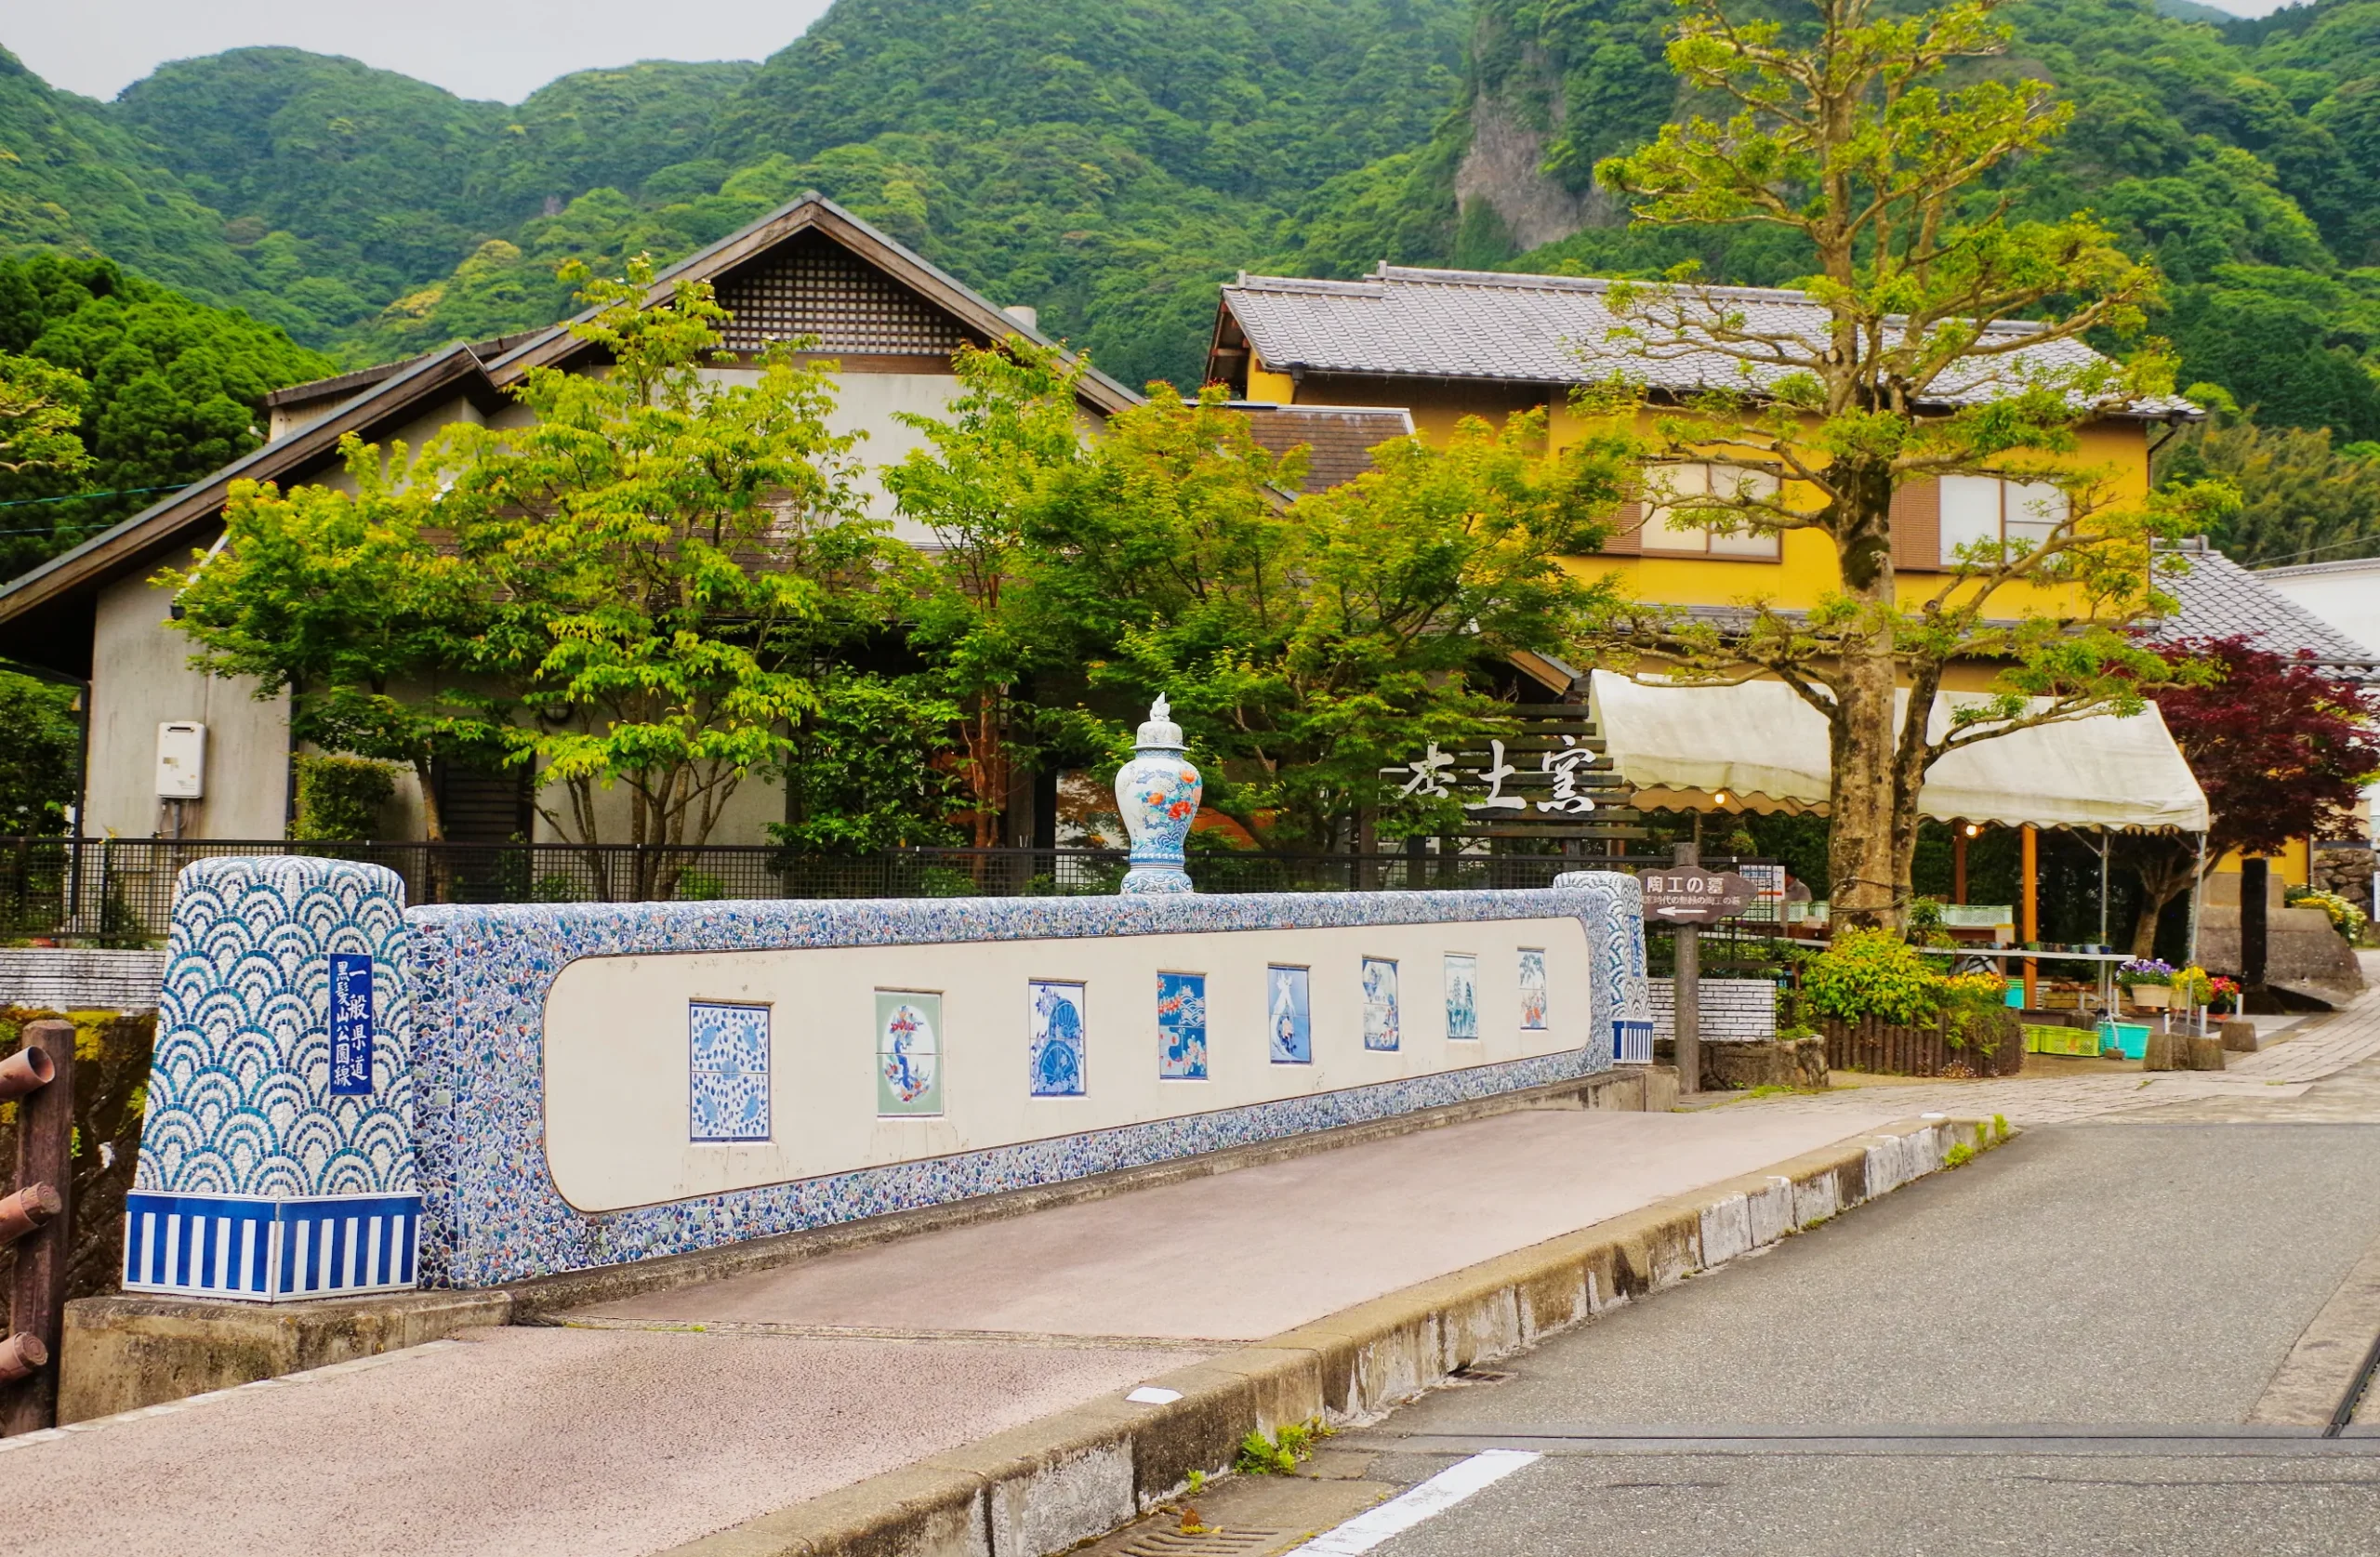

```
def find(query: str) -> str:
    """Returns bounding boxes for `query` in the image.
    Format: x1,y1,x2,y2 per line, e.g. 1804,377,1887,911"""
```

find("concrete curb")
60,1066,1665,1422
657,1113,2012,1557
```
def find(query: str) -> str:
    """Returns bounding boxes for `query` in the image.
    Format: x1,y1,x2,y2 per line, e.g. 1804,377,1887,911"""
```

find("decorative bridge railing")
0,838,1789,951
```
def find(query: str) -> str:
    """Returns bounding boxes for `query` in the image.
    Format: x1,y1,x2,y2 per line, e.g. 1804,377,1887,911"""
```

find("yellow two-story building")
1204,262,2197,668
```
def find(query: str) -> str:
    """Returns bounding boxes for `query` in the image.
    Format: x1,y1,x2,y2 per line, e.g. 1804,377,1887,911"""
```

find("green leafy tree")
773,674,964,854
441,259,897,895
0,351,86,478
1582,0,2237,929
885,337,1093,848
0,253,332,578
159,437,503,841
2156,386,2380,568
0,671,80,835
1078,397,1622,849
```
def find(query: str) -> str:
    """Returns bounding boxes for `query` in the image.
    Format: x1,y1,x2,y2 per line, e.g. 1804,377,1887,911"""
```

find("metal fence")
0,838,1764,947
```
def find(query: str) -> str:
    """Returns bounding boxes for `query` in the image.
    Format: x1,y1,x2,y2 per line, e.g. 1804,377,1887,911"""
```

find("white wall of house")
2259,561,2380,845
704,366,964,545
87,571,289,839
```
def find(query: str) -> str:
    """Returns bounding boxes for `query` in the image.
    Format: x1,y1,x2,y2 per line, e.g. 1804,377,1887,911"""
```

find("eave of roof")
2255,555,2380,580
2147,542,2380,679
1216,264,2200,422
0,191,1146,641
0,342,496,631
485,191,1144,416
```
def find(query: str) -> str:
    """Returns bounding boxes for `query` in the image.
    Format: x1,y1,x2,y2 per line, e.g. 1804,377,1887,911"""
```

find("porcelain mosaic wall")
126,855,419,1300
405,878,1643,1289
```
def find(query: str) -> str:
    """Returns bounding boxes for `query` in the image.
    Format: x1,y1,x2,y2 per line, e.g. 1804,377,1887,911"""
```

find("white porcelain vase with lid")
1114,695,1201,895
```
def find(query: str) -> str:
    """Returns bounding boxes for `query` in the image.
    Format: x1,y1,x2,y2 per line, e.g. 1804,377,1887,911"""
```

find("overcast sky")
4,0,2301,106
7,1,835,105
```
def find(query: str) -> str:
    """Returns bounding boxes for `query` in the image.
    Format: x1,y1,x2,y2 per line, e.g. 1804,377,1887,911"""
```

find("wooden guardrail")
1819,1009,2024,1078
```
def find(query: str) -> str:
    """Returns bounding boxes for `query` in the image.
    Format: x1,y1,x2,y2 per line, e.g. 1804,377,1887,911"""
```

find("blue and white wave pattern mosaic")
127,856,419,1300
407,878,1643,1289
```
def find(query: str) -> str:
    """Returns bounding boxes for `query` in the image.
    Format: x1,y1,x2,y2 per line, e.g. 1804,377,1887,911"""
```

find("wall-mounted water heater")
156,721,206,799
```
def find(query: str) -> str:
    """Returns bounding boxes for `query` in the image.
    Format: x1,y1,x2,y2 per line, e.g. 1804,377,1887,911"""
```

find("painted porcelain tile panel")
877,992,943,1115
1157,972,1208,1080
1028,981,1088,1096
690,1002,771,1141
1443,953,1479,1040
1361,957,1400,1051
1268,965,1312,1063
1518,948,1549,1031
407,877,1645,1287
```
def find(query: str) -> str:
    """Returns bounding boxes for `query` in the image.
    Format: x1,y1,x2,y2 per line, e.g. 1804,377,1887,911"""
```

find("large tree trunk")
1824,460,1905,930
1828,653,1902,928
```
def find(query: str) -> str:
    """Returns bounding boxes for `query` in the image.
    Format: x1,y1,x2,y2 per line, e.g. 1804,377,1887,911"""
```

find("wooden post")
1952,827,1968,905
1672,839,1700,1096
0,1019,73,1435
2020,825,2039,1011
2241,856,2269,995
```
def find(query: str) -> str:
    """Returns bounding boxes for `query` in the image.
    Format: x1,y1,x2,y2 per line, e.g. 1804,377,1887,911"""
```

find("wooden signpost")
1638,856,1759,1096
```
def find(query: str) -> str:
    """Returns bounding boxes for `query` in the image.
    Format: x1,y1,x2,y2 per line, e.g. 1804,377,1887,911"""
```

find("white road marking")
1284,1448,1542,1555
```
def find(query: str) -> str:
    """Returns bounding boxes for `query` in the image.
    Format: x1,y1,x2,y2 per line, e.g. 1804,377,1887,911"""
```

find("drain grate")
1114,1527,1290,1556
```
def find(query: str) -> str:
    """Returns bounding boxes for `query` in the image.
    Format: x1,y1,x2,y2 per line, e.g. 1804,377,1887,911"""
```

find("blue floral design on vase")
1114,694,1201,895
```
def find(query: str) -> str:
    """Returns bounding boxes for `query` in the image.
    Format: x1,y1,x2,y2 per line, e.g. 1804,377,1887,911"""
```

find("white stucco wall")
541,916,1591,1212
87,571,289,839
2260,562,2380,841
2259,564,2380,657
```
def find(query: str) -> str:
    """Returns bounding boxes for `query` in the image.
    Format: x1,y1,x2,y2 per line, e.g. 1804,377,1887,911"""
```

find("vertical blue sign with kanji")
329,952,375,1096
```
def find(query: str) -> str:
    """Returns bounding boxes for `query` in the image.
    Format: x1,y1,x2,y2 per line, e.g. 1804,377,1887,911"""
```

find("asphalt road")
1324,1085,2380,1556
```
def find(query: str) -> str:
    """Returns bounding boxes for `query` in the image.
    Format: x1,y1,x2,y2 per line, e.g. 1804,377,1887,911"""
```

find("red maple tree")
2123,636,2380,955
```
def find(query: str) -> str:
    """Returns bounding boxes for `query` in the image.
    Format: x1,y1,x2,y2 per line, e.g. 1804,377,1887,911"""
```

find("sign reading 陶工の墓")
1636,868,1759,922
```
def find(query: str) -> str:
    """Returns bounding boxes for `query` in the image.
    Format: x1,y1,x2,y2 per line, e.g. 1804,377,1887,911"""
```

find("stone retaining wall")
1649,976,1777,1042
0,948,166,1012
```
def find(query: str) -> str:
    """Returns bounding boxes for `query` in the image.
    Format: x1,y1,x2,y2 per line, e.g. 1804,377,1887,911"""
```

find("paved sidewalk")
6,1102,1908,1557
1726,953,2380,1127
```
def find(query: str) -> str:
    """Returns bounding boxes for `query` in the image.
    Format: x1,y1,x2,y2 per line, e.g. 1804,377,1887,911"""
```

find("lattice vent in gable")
714,235,973,357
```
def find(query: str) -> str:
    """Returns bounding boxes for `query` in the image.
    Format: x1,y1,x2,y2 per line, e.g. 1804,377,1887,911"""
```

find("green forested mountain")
2,0,2379,571
0,252,332,577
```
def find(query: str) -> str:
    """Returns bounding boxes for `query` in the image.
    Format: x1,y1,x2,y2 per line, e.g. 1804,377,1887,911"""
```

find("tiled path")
1726,952,2380,1127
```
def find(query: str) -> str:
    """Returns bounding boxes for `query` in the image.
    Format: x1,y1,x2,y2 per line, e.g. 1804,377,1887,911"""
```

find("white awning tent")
1587,670,2209,833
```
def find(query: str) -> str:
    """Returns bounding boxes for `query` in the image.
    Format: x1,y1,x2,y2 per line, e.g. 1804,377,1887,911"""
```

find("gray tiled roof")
2145,542,2380,676
1223,265,2198,418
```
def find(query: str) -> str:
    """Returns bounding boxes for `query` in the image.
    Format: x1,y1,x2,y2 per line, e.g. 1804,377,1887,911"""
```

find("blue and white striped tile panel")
1615,1020,1656,1065
123,1191,422,1302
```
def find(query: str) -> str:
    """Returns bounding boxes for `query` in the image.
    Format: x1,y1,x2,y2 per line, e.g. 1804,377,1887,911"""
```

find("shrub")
292,756,397,842
2288,887,2368,943
1801,929,1941,1026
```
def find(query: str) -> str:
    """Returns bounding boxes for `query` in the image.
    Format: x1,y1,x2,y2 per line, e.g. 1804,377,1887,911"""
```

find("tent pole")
2098,828,2109,947
2021,824,2039,1010
2187,829,2207,968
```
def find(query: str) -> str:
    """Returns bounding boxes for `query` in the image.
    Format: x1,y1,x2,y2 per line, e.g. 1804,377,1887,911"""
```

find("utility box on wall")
156,721,205,799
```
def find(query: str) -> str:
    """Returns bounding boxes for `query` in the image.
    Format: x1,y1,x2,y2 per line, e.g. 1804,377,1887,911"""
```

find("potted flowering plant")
2118,958,2175,1009
2203,975,2241,1015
